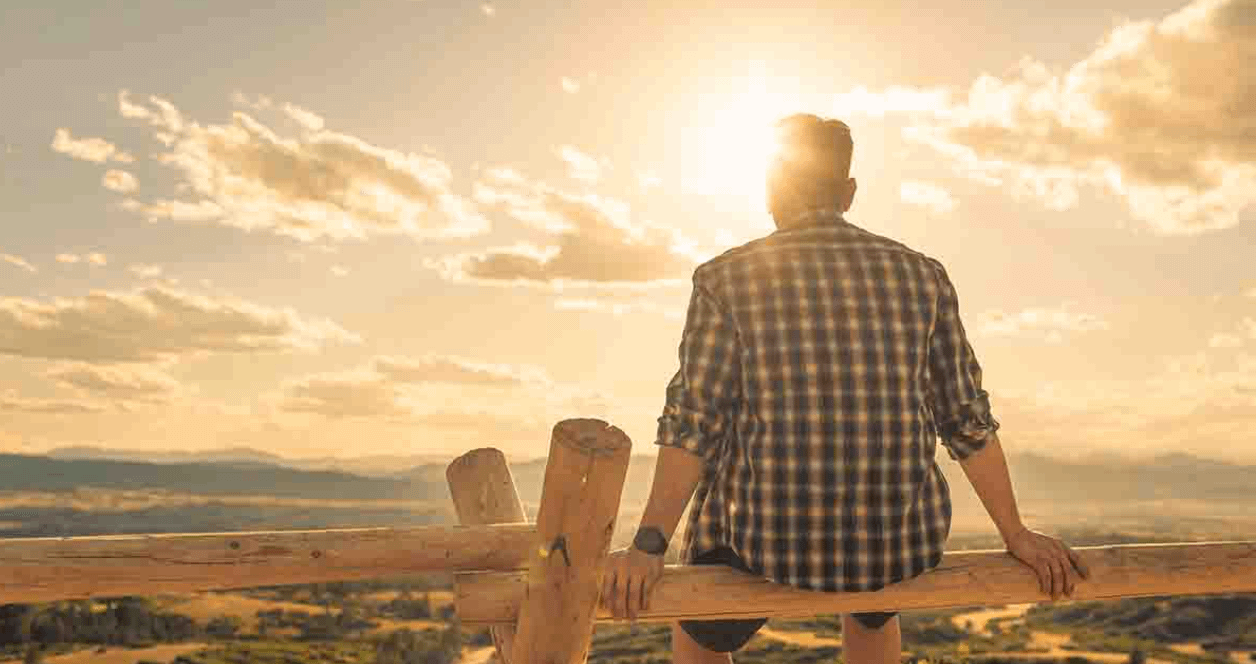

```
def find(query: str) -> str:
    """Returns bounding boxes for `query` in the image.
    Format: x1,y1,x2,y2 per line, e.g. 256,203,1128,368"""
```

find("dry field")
0,489,432,513
0,643,209,664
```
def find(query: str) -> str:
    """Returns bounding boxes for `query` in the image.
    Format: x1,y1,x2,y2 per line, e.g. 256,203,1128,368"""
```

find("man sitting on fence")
602,113,1091,663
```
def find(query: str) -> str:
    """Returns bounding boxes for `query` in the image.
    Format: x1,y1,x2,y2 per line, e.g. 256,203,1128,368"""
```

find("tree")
1128,649,1147,664
22,644,42,664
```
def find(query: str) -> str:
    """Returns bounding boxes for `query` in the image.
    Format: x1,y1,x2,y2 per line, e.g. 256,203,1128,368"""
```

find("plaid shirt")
656,207,999,593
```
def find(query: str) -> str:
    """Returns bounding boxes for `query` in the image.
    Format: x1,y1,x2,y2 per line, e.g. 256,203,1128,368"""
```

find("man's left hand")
600,547,664,621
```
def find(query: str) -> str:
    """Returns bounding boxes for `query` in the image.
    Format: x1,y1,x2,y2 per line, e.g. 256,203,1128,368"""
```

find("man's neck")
774,206,847,230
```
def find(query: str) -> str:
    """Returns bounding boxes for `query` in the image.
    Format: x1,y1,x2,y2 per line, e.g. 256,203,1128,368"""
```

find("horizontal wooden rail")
4,527,1254,619
0,524,533,604
457,540,1256,625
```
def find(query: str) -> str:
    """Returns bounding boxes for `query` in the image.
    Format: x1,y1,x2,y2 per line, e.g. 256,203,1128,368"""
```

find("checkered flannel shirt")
655,207,999,593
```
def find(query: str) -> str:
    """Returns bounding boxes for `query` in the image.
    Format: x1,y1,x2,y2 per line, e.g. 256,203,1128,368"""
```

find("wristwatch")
632,526,668,556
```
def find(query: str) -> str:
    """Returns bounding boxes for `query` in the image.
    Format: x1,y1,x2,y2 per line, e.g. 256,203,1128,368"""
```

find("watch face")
634,528,667,555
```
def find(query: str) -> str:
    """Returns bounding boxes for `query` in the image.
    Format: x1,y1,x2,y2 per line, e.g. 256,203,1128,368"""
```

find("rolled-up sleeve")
926,262,1000,461
655,275,741,464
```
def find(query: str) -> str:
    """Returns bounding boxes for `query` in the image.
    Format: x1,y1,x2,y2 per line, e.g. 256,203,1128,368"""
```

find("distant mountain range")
43,445,456,478
3,447,1255,541
10,446,1256,508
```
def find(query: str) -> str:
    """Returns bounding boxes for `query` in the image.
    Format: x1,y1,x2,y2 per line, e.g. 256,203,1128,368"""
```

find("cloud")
128,264,163,278
1243,317,1256,339
556,145,606,184
430,168,695,289
115,90,488,243
272,355,597,435
44,362,181,404
999,348,1256,462
909,0,1256,234
0,390,106,414
1209,332,1244,348
0,286,359,363
373,354,551,387
281,103,325,132
899,180,957,214
277,370,412,420
975,306,1108,342
102,169,139,193
1,253,36,273
480,2,495,16
50,128,135,164
330,265,350,277
275,354,556,422
561,77,581,94
54,253,107,266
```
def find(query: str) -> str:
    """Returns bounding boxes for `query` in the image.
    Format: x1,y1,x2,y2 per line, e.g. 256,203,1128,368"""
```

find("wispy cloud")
561,77,580,94
0,390,106,414
45,362,181,404
0,286,359,363
277,370,413,420
1209,333,1244,349
275,354,557,422
908,0,1256,234
373,354,551,387
54,252,107,266
480,3,495,16
899,180,957,214
102,169,139,193
430,167,695,289
128,264,163,279
556,145,606,184
115,90,488,243
50,128,134,164
1,253,36,273
281,103,325,132
976,306,1108,342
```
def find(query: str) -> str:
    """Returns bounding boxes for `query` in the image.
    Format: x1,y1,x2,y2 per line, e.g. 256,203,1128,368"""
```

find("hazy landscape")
2,448,1255,664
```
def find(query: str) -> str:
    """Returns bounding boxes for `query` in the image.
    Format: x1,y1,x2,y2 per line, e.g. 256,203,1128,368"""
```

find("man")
601,113,1092,663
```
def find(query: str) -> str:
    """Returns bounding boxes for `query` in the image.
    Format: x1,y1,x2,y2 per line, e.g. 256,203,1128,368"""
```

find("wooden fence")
2,418,1255,664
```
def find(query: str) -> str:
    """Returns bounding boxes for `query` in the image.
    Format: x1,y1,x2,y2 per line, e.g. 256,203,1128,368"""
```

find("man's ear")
843,177,858,212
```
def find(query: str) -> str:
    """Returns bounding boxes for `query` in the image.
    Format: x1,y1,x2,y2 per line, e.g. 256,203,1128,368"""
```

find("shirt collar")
777,206,848,230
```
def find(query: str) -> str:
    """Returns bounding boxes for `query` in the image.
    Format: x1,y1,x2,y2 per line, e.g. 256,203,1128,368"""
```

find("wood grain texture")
455,540,1256,625
0,523,533,604
448,448,528,664
513,419,632,664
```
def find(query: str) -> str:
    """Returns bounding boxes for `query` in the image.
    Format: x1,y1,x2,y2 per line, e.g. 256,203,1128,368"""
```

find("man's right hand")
1005,527,1091,600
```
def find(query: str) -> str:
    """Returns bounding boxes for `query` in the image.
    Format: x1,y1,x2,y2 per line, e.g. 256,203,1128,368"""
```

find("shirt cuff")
938,392,1000,461
655,412,712,460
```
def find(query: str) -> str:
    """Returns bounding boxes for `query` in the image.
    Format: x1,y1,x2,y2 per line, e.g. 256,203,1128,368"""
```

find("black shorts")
677,546,898,653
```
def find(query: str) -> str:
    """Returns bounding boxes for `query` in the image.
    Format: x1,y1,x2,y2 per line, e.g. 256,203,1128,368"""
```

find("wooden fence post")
513,418,631,664
447,448,529,664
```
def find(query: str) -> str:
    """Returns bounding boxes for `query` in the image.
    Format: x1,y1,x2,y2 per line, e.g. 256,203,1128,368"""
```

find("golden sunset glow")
1,0,1254,467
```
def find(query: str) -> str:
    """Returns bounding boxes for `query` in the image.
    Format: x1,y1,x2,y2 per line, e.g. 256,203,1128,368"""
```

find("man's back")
657,207,998,593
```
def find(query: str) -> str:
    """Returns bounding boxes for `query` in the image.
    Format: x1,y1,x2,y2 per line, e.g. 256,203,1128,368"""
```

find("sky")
1,0,1255,464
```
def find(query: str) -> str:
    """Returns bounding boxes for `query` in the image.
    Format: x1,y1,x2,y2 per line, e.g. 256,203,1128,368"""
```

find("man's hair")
774,113,853,178
768,113,854,215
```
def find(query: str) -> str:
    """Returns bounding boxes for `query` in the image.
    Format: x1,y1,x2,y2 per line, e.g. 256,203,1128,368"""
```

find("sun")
679,116,779,200
677,64,801,208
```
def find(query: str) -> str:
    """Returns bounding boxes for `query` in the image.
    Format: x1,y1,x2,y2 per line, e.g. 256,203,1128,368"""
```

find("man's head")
766,113,857,227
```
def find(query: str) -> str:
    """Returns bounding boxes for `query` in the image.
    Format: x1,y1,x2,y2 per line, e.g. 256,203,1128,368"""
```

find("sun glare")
678,64,803,210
